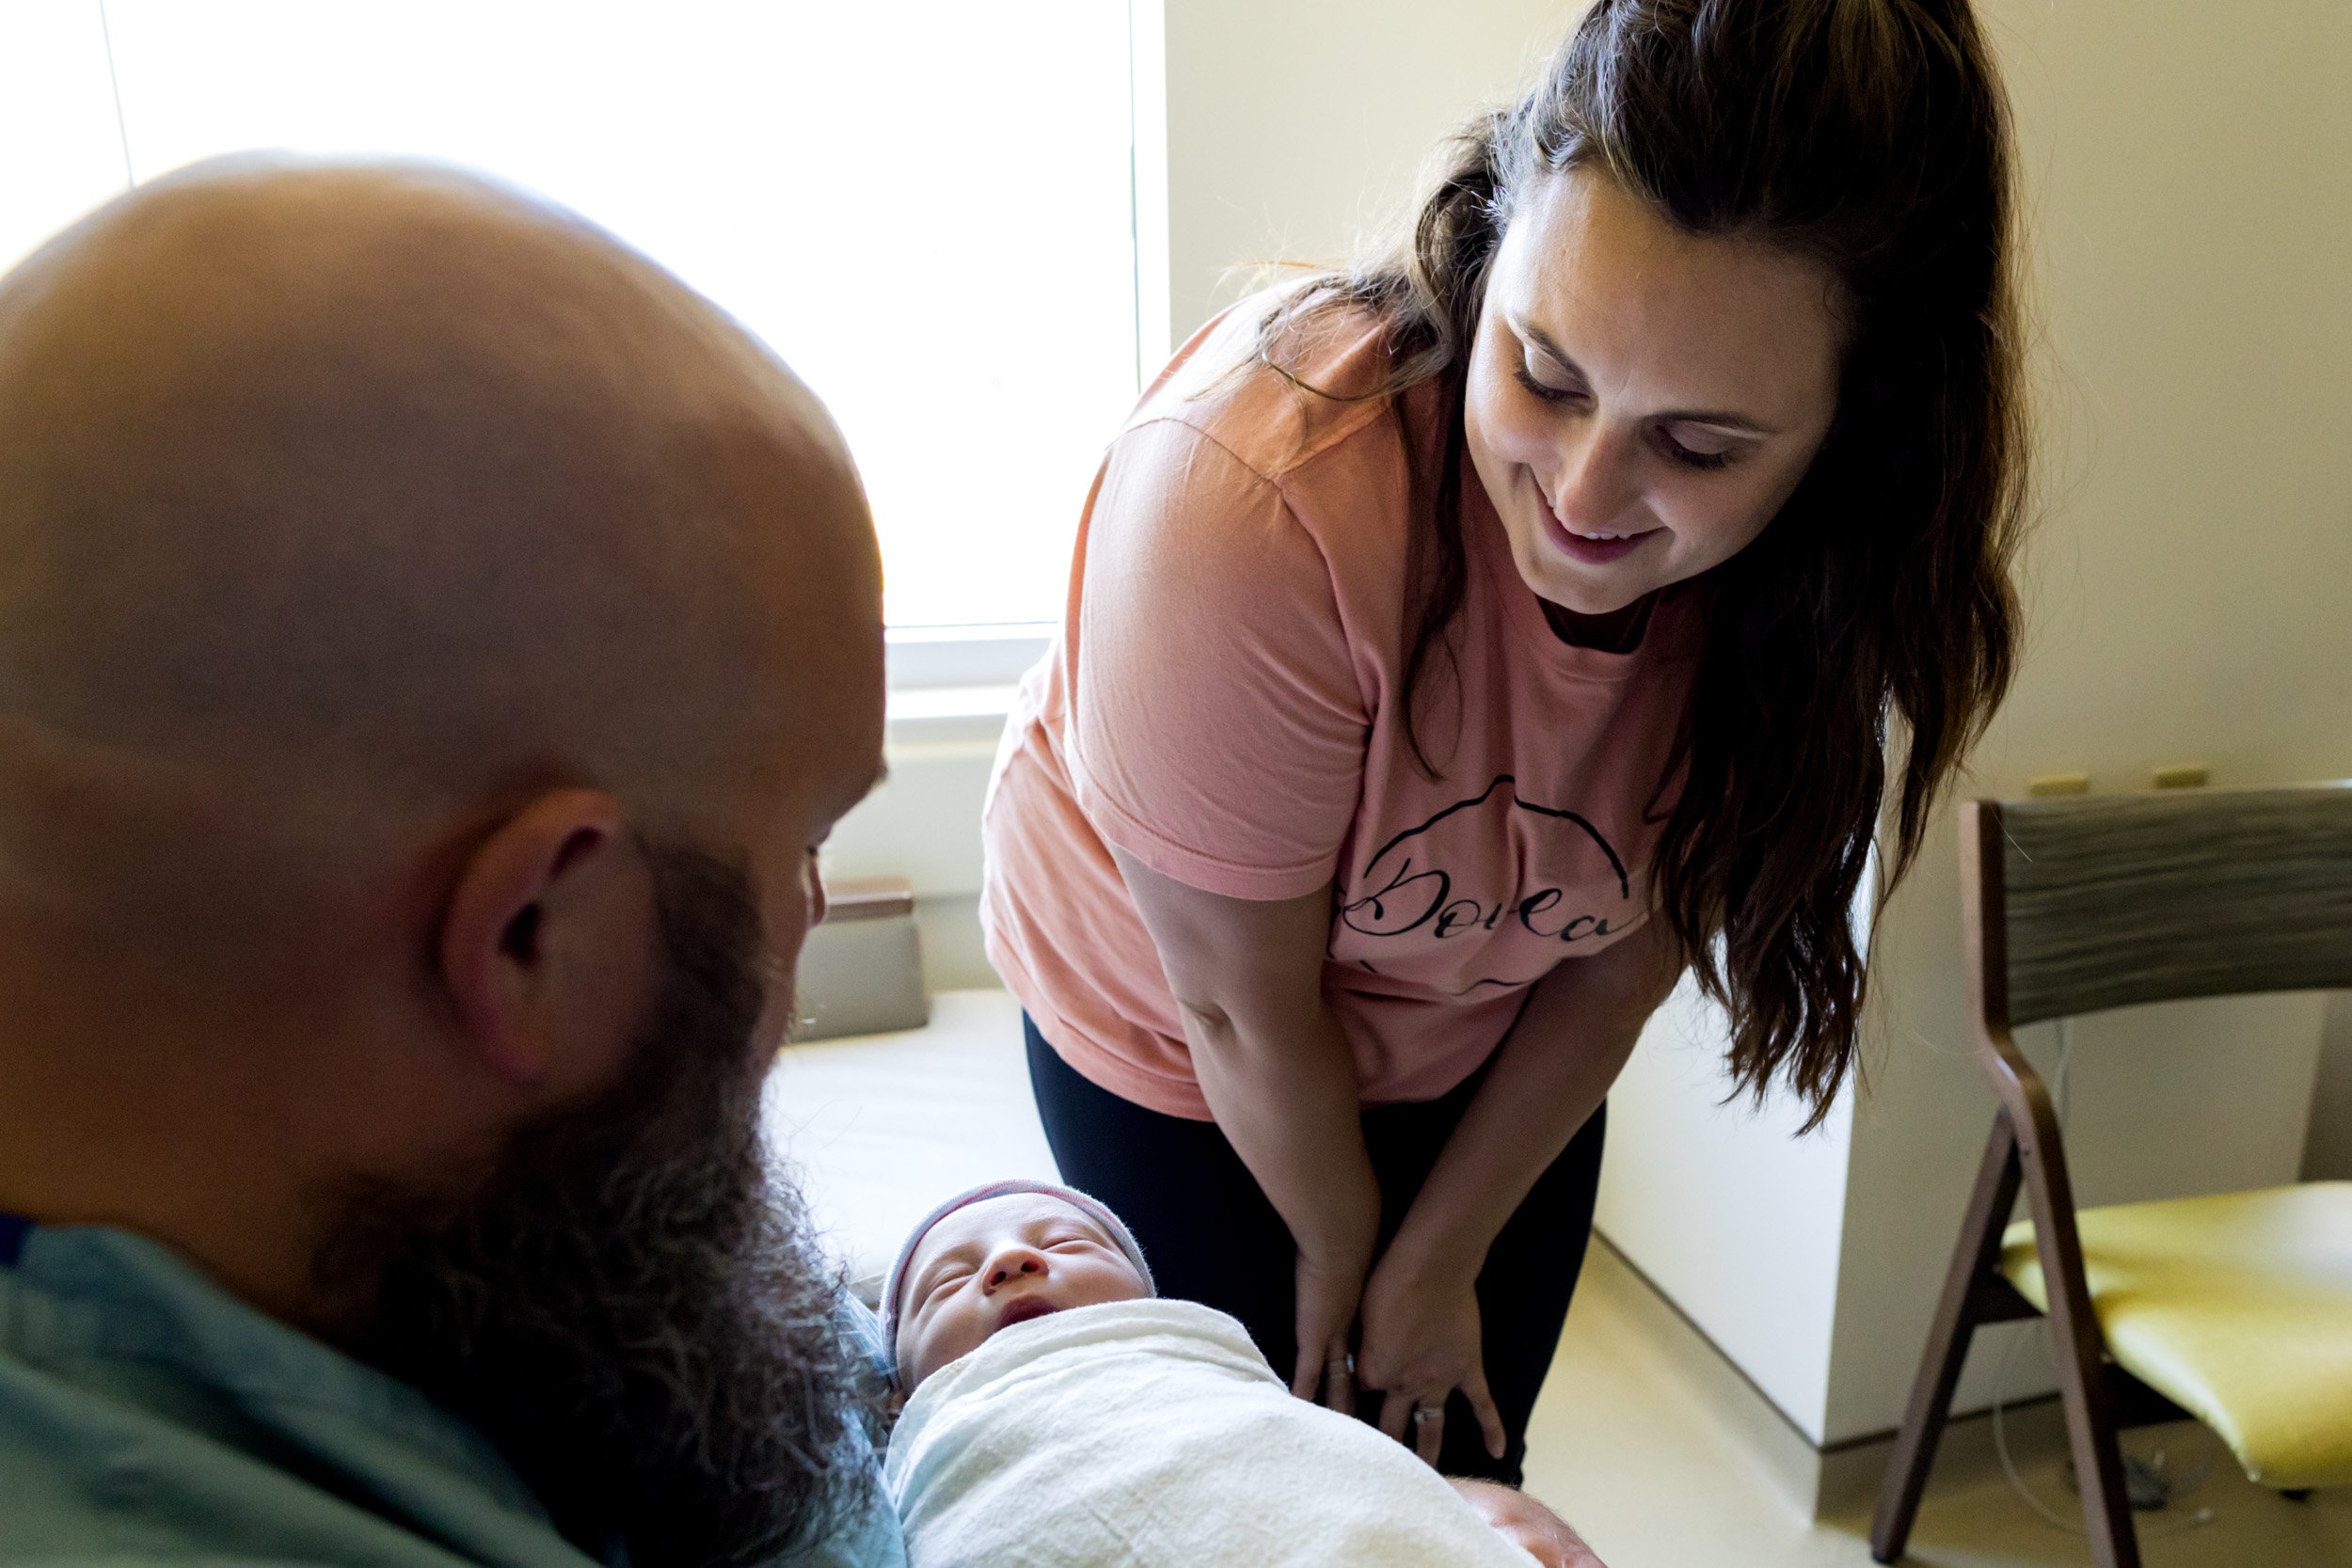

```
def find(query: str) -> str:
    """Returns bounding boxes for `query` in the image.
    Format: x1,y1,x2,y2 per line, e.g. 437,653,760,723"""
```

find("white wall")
1154,0,1580,346
1595,982,1853,1443
1820,0,2352,1443
0,4,133,272
2311,995,2352,1182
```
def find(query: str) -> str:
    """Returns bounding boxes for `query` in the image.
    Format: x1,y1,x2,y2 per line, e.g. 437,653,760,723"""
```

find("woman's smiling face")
1464,166,1845,618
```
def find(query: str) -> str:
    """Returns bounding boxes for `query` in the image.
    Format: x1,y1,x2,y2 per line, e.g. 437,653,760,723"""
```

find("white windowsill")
885,683,1021,747
885,623,1052,690
882,623,1047,748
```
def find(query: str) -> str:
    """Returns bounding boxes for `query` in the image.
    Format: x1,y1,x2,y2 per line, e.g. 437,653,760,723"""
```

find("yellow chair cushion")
2001,1181,2352,1490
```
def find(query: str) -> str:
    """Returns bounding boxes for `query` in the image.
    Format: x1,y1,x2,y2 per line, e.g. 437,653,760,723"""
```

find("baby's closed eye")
921,1268,976,1303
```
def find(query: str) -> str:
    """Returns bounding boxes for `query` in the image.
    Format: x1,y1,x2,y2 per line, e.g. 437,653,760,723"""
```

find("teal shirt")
0,1217,908,1568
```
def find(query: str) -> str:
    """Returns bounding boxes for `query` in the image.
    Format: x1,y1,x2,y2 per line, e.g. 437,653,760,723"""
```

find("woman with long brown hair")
981,0,2026,1486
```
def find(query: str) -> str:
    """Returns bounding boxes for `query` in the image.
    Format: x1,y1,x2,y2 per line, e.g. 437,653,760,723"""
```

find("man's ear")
437,787,652,1088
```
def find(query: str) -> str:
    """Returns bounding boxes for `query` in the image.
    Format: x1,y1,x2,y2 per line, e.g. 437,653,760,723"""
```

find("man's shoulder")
832,1290,894,1394
770,1291,906,1568
0,1243,906,1568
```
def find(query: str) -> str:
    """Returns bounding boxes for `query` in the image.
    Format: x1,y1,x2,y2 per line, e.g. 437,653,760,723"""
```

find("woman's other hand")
1291,1245,1369,1410
1447,1480,1607,1567
1358,1245,1507,1465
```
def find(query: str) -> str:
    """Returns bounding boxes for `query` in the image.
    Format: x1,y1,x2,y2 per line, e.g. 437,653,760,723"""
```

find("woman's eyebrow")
1509,314,1782,436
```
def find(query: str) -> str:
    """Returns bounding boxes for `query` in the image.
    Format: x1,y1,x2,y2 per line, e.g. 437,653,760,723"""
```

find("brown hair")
1257,0,2026,1126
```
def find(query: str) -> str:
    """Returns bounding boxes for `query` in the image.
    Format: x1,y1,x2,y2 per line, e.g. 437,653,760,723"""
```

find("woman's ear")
436,787,654,1088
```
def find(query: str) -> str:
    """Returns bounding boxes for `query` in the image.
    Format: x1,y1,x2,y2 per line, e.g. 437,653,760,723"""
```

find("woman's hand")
1291,1243,1371,1410
1447,1481,1608,1567
1356,1243,1506,1465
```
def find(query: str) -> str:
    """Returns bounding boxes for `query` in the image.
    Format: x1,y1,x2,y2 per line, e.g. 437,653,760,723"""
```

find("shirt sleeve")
1065,417,1370,902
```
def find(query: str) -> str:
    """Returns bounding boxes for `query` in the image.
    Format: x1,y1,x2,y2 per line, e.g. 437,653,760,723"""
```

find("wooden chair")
1870,786,2352,1567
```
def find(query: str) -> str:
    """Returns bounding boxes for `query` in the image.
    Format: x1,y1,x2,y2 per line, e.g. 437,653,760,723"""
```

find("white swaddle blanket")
882,1297,1534,1567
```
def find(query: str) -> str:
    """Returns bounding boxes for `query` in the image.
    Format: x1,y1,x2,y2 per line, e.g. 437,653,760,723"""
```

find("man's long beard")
320,844,875,1568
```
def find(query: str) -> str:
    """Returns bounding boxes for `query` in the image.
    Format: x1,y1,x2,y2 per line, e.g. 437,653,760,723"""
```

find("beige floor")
1523,1244,2352,1567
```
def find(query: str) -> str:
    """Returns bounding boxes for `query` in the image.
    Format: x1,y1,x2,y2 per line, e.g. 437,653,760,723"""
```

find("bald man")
0,160,901,1568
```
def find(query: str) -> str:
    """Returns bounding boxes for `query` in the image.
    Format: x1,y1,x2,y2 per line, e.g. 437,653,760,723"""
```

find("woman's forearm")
1387,922,1681,1279
1181,996,1381,1271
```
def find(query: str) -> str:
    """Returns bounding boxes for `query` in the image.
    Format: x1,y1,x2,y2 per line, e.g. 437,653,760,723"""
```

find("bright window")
8,1,1139,629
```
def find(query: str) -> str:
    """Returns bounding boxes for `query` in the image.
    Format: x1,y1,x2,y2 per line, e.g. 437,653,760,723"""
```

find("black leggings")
1024,1014,1605,1485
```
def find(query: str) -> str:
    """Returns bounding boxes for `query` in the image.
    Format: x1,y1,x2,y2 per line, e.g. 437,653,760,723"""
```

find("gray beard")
320,843,877,1568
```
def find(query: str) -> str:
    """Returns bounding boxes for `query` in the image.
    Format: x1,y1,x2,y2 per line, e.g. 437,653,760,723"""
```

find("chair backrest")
1964,784,2352,1029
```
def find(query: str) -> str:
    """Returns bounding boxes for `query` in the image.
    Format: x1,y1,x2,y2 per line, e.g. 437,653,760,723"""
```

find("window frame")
883,623,1054,745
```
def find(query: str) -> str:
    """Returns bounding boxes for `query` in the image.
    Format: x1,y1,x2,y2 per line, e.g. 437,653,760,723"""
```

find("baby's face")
895,1194,1151,1389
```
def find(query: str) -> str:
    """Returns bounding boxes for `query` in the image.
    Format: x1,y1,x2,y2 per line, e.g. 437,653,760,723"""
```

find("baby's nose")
985,1250,1048,1290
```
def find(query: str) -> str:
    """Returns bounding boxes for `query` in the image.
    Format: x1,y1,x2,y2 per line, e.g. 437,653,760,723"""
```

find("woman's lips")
996,1296,1062,1328
1543,506,1659,565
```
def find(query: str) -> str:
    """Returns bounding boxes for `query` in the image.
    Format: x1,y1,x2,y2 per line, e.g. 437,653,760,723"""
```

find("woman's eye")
1513,362,1581,405
1656,430,1740,471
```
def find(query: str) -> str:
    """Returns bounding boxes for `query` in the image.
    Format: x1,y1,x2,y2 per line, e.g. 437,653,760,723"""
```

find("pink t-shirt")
980,300,1699,1120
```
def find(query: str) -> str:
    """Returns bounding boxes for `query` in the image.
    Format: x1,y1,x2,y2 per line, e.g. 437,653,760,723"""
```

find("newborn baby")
881,1180,1157,1389
878,1180,1592,1568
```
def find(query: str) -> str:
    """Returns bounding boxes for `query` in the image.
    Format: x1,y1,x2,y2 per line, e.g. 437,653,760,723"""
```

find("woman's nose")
1549,423,1641,532
983,1247,1048,1291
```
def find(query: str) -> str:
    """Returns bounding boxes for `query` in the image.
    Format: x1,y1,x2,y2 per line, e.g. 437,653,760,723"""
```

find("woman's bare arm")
1391,914,1682,1280
1110,847,1379,1400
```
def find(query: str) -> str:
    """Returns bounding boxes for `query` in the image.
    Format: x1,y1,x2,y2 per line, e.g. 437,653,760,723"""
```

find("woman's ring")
1412,1405,1442,1427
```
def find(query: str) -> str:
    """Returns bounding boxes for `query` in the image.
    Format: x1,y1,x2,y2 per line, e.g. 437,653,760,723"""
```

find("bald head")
0,158,882,967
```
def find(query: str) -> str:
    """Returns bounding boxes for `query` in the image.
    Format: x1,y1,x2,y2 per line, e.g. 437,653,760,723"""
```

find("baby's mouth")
997,1296,1063,1329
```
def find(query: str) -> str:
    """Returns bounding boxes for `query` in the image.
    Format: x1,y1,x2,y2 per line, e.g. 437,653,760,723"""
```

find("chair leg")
2015,1112,2140,1568
2044,1300,2139,1566
1870,1112,2025,1562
